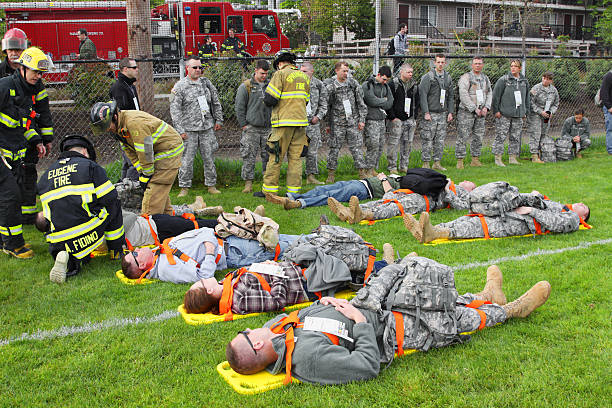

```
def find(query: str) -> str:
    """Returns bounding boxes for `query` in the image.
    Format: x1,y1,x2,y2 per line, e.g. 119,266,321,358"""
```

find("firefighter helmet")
90,101,118,136
2,28,28,52
60,134,97,162
17,47,50,72
272,50,297,70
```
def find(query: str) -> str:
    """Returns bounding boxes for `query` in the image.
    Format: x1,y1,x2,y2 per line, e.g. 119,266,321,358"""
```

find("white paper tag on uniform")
439,89,446,107
544,99,552,112
306,101,312,116
133,97,140,111
475,89,484,106
247,262,286,278
404,97,411,114
514,90,522,108
342,99,352,119
303,316,354,342
197,95,210,117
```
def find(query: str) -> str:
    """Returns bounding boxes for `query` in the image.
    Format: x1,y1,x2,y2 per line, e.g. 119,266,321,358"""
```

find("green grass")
1,139,611,407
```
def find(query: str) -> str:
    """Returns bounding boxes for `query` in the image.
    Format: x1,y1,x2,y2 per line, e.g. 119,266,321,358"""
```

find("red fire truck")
0,1,290,61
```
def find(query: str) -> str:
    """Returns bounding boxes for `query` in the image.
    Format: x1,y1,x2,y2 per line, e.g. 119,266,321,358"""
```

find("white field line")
2,238,610,347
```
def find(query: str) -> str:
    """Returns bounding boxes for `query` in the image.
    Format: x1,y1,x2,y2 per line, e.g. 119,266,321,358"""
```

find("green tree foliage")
346,0,375,40
592,0,612,45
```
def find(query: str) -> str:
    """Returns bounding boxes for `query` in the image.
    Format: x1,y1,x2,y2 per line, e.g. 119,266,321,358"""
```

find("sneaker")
50,251,69,283
6,245,34,259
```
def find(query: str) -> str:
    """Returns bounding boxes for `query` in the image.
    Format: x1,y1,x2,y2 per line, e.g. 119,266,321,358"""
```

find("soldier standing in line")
491,59,530,167
526,72,559,163
361,65,394,177
170,57,223,196
235,59,272,193
325,61,368,183
455,55,492,169
419,54,454,171
386,63,419,173
300,61,328,186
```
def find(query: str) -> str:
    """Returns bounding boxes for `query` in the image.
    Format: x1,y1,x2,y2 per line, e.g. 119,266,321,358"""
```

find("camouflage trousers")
179,129,218,187
455,108,486,159
360,190,429,220
363,119,386,169
327,122,365,170
493,116,523,156
440,215,532,238
420,112,448,162
305,123,322,175
387,118,416,171
526,114,554,156
455,293,507,333
240,125,270,181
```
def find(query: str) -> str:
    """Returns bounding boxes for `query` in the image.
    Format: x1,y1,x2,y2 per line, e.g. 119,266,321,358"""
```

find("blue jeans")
225,234,299,267
288,180,370,208
604,106,612,154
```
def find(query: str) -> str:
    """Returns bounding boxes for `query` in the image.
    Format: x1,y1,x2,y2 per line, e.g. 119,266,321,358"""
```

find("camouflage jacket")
458,71,492,112
325,76,368,126
170,76,223,133
436,184,469,210
529,82,559,116
307,76,328,122
561,116,590,143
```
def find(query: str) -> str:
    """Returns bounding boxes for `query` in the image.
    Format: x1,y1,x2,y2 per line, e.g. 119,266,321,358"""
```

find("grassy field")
1,140,611,407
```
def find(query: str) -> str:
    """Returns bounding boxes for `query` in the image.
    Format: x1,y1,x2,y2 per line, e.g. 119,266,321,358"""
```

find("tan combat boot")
283,199,302,210
470,156,482,167
432,161,447,171
307,174,324,185
422,161,430,169
576,152,583,159
382,243,395,264
349,195,373,224
531,154,544,163
194,206,224,217
420,211,450,243
325,170,335,184
327,197,351,221
475,265,507,305
358,168,369,179
508,155,521,165
177,188,189,198
494,155,506,167
402,213,422,242
242,180,253,193
208,186,221,194
456,160,464,170
253,205,265,217
502,281,551,318
188,196,206,212
264,193,287,206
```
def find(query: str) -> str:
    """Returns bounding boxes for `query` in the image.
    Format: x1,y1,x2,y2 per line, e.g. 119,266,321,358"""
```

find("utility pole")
126,0,154,113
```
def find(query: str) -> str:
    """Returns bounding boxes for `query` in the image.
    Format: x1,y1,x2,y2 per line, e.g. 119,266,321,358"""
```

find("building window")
420,5,437,27
457,7,473,28
199,15,221,34
227,16,244,33
253,15,277,38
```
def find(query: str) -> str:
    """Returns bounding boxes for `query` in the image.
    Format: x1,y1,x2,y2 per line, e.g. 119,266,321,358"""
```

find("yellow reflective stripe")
141,166,154,176
279,91,308,98
0,226,7,236
36,90,49,101
104,225,125,241
287,185,301,193
40,127,53,136
71,235,105,259
21,205,38,214
24,129,38,140
134,142,145,152
1,148,26,160
266,83,281,98
154,143,184,162
40,184,95,205
151,122,168,143
8,225,23,235
138,175,150,183
132,161,142,171
0,112,19,128
262,184,279,193
94,180,114,198
46,209,108,243
271,119,309,126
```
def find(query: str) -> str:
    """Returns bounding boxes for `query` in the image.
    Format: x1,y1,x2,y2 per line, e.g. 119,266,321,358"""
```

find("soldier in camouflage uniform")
325,61,368,183
300,61,328,185
456,56,492,169
235,59,272,193
226,258,551,384
419,54,454,171
171,57,223,196
526,72,559,163
558,109,592,160
361,66,394,176
491,59,530,166
386,64,419,173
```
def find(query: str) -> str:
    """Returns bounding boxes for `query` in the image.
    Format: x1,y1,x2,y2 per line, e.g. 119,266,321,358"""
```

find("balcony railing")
396,18,447,40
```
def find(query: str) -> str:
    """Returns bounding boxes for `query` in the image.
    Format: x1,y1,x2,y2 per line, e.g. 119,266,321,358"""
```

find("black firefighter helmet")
272,50,297,70
60,134,97,162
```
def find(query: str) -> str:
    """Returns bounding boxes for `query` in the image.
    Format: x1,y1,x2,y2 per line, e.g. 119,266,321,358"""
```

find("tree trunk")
126,0,154,113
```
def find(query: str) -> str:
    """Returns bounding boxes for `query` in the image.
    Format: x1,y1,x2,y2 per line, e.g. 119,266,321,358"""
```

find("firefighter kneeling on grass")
90,101,184,215
0,46,52,259
36,135,125,283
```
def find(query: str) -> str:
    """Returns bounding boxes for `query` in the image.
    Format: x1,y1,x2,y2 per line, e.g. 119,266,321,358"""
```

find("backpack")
398,168,448,200
214,207,280,251
468,181,522,217
555,136,574,161
386,37,395,56
352,257,460,352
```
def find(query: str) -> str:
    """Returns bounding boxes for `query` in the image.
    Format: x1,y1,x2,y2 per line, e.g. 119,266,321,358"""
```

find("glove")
139,174,151,191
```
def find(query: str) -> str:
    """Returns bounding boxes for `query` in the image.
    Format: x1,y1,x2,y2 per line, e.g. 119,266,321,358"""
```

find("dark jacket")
386,77,419,120
78,37,97,60
491,72,530,118
419,70,454,114
361,76,394,121
0,59,16,79
601,70,612,110
110,73,140,111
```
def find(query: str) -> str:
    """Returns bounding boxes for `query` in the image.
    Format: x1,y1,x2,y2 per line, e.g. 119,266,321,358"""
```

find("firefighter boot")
531,154,544,164
325,170,335,184
508,155,521,165
402,213,422,242
242,180,253,193
382,243,395,264
349,195,373,224
50,251,69,284
432,161,447,171
494,155,506,167
420,211,450,243
475,265,507,305
502,281,551,318
327,197,351,222
6,245,34,259
470,156,482,167
307,174,324,185
177,188,189,198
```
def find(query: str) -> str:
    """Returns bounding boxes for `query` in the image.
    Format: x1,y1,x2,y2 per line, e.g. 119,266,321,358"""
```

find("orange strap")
446,181,456,208
362,243,377,286
382,199,405,216
181,212,199,229
218,268,272,321
466,213,490,239
300,267,322,299
533,219,545,235
136,253,159,284
564,204,592,229
391,189,430,212
25,95,36,131
464,299,492,330
273,243,281,261
215,236,224,263
125,237,134,251
141,214,161,247
392,311,405,356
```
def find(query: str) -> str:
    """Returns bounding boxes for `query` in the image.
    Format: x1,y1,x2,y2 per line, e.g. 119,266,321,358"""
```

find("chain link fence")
39,55,611,182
